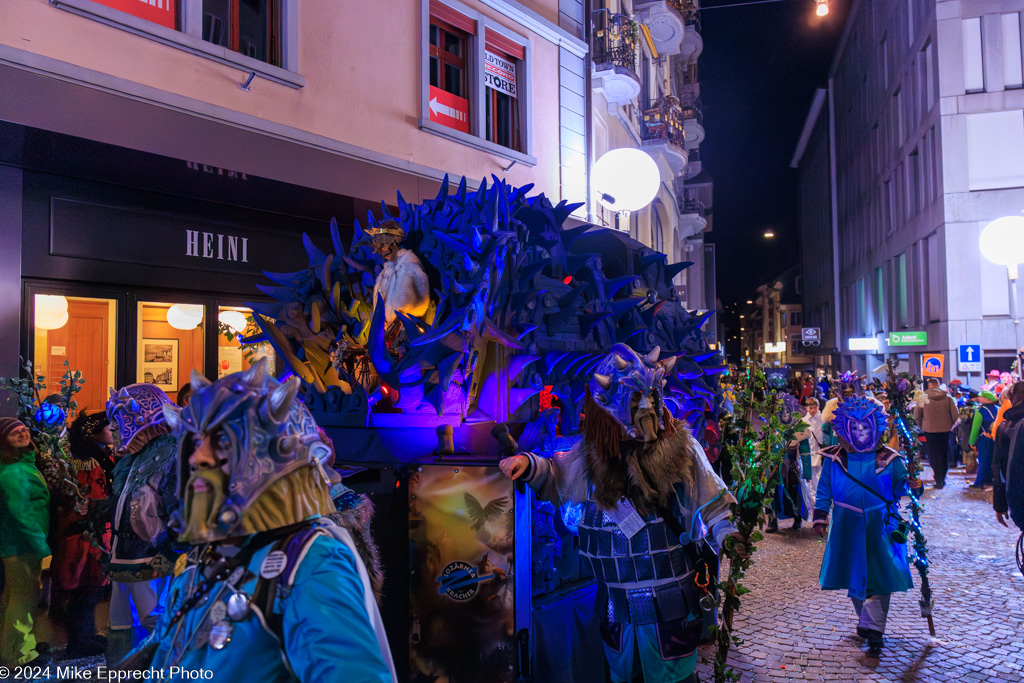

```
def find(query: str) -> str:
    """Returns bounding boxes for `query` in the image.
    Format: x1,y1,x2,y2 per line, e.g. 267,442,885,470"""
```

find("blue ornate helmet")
162,358,335,543
590,344,676,443
106,384,172,455
832,395,889,452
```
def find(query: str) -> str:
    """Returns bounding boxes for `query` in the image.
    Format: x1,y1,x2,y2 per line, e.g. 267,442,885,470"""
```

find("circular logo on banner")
437,561,479,601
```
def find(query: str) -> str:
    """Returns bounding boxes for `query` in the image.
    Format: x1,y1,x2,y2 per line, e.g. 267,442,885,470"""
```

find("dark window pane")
238,0,270,62
202,0,230,47
444,64,462,96
430,24,438,47
444,31,462,57
486,95,493,141
496,92,511,148
430,56,439,88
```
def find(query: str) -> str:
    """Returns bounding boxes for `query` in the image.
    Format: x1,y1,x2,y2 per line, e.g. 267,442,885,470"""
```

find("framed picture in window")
139,339,178,390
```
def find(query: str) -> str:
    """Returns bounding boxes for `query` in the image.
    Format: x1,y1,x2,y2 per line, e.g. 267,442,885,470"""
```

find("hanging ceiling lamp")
218,310,248,335
167,304,204,330
35,295,69,330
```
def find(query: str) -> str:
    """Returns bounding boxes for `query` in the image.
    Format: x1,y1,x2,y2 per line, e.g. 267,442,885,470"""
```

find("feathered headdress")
832,395,889,452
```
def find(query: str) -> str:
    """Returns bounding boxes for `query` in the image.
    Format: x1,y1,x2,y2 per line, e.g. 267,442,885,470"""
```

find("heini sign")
186,230,249,263
484,51,518,98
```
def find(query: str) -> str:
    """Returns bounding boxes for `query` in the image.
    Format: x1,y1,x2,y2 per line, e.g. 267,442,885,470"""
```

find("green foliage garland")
884,360,936,635
710,363,804,682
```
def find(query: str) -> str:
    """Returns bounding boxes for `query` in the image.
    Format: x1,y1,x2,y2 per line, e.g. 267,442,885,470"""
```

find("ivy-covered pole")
884,359,936,636
2,358,106,552
711,363,802,682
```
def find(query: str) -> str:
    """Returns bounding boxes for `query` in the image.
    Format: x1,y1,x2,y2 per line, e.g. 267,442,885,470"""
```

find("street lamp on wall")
980,216,1024,352
592,148,661,232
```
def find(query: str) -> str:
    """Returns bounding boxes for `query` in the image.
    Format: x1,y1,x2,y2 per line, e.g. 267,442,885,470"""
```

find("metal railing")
591,11,638,73
678,91,704,125
678,197,706,215
667,0,700,25
641,96,686,148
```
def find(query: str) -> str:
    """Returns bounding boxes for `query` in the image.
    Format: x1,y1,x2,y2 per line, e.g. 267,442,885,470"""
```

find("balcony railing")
668,0,700,25
591,12,638,73
678,91,704,125
678,197,706,215
641,97,686,148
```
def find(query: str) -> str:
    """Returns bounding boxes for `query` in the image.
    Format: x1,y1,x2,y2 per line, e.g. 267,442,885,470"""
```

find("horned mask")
589,343,676,443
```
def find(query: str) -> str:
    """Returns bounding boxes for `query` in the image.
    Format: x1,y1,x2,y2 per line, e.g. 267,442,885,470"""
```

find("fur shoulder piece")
583,426,697,514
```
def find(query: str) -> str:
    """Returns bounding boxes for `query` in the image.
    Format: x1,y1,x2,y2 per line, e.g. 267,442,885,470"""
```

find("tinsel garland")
885,360,936,635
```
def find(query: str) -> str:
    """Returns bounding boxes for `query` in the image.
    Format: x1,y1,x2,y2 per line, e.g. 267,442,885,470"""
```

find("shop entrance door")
33,293,119,415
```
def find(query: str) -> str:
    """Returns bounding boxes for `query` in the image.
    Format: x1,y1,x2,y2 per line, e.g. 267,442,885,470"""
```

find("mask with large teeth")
589,344,675,443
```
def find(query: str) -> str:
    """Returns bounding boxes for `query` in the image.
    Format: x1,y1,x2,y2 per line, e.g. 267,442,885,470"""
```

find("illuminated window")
217,306,276,378
137,301,206,405
33,294,117,415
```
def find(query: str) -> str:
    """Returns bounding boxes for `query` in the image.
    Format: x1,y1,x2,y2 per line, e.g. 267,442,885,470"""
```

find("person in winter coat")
969,391,999,488
813,396,913,658
993,382,1024,530
50,411,112,658
0,417,51,667
913,379,959,489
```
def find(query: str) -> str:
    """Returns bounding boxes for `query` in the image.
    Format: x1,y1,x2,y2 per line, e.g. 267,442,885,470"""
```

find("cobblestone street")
695,465,1024,682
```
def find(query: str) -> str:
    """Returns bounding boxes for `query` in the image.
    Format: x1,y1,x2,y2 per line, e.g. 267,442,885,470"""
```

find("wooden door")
45,300,111,414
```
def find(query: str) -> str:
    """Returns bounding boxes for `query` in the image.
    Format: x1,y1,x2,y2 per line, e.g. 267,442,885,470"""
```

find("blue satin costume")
133,533,392,682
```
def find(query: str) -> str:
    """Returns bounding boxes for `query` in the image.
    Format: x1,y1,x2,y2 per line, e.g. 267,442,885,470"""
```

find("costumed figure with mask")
500,344,738,683
104,384,184,663
765,381,811,534
122,359,395,681
813,395,914,657
369,218,430,353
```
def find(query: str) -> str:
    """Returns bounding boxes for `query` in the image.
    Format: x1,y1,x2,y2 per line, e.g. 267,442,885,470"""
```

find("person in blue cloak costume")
119,359,396,682
501,344,741,683
812,394,914,657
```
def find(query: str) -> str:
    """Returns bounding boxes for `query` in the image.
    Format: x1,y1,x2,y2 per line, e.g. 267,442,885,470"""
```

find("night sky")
699,0,849,316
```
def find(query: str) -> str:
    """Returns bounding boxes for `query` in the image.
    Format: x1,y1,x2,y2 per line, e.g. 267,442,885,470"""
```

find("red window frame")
205,0,281,67
430,16,470,100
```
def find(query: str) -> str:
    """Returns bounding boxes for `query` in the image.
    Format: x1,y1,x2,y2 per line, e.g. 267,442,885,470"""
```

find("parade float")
243,176,724,682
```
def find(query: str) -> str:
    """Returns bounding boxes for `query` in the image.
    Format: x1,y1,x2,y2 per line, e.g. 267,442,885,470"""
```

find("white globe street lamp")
980,215,1024,353
592,148,661,230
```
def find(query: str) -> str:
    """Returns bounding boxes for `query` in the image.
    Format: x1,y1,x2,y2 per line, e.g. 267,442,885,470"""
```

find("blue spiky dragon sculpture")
246,175,724,441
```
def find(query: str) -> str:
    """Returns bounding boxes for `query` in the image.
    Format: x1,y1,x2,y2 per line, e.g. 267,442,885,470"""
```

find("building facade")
795,0,1024,383
739,267,813,371
590,0,714,313
0,0,590,401
792,87,839,373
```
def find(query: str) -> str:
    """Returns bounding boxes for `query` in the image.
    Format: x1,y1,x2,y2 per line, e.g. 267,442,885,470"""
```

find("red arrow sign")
429,86,470,134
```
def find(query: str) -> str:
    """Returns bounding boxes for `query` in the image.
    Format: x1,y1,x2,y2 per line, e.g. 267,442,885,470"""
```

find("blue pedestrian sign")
958,344,982,373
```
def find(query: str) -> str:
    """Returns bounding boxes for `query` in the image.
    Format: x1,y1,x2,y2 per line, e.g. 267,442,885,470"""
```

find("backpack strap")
250,523,326,642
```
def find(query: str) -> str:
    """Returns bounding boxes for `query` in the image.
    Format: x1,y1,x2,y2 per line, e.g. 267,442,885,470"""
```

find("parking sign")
958,345,982,373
